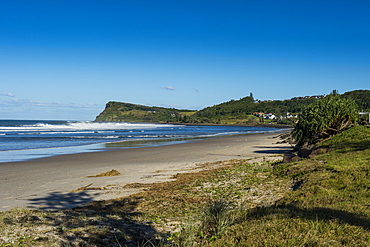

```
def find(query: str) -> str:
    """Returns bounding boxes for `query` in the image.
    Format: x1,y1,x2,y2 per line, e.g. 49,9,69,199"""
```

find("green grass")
169,126,370,246
1,126,369,246
216,127,369,246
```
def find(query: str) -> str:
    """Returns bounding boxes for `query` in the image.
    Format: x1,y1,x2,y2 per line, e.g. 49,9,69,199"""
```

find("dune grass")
168,126,370,246
1,126,369,246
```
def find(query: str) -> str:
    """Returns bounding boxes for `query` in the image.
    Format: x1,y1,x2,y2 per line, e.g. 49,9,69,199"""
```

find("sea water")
0,120,278,163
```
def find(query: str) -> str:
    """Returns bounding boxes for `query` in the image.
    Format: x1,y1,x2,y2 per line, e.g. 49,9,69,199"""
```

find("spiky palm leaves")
292,95,358,145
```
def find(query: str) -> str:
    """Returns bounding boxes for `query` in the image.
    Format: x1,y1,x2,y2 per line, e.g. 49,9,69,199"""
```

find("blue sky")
1,0,369,120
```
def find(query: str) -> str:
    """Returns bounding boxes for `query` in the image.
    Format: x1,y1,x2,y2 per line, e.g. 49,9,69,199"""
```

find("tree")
331,89,339,95
292,95,358,145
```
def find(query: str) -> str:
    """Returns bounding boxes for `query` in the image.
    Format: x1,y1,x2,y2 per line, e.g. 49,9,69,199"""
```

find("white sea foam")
0,121,178,132
0,120,280,163
71,135,120,139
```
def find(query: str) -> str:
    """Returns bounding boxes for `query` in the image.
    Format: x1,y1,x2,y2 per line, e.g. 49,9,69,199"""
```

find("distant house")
285,112,298,118
291,95,325,100
254,112,277,120
359,112,370,124
264,113,276,120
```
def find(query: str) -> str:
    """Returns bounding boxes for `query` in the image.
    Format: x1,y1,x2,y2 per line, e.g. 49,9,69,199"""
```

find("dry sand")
0,131,292,211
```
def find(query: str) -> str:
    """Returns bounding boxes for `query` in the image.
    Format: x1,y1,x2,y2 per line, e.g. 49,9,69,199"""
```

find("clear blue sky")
1,0,369,120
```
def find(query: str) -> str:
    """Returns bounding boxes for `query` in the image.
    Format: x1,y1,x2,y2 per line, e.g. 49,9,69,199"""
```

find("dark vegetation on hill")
94,90,370,125
94,101,195,123
192,96,316,124
342,89,370,111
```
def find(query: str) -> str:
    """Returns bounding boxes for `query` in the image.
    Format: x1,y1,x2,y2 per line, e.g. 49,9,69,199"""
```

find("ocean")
0,120,279,163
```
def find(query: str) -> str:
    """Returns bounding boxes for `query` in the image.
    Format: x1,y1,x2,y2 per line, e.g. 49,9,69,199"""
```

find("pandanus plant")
292,95,358,145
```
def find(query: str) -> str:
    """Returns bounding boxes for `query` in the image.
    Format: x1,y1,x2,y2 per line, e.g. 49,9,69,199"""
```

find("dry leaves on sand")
87,169,121,177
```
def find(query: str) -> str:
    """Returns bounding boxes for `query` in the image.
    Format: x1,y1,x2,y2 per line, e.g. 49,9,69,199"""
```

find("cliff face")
94,102,114,121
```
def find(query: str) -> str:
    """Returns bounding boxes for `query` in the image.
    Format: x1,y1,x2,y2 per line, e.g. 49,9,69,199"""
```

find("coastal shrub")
292,95,358,145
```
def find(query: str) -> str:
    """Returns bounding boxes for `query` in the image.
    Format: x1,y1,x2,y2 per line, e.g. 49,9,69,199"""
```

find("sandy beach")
0,131,292,211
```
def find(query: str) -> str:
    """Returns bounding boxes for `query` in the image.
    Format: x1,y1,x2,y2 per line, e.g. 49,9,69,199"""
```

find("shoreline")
0,125,286,164
0,131,292,211
95,120,294,129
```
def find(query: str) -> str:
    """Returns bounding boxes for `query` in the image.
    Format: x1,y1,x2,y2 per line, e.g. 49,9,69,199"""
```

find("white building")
264,113,276,120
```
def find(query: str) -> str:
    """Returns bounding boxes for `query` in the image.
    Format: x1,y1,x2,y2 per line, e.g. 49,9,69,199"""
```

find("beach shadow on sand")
27,191,98,211
253,146,293,155
26,192,162,245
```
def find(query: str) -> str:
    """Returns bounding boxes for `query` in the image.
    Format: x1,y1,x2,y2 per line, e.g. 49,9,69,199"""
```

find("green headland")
94,89,370,125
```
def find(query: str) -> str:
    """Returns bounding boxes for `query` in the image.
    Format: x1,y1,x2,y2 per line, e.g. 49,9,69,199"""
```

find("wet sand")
0,131,292,211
